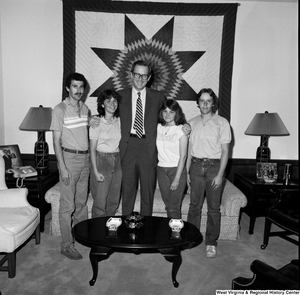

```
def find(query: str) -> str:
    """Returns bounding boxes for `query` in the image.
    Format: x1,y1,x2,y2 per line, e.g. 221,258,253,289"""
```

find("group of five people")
50,60,231,261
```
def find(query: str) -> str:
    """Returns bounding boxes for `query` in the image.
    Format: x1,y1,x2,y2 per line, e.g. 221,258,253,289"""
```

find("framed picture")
256,162,278,183
0,144,23,173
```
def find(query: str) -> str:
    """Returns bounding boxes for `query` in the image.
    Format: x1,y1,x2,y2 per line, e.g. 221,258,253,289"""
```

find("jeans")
59,152,89,249
90,152,122,218
187,158,224,246
157,166,187,219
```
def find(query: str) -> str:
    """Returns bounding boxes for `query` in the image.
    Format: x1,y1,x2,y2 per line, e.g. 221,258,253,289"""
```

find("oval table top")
72,216,202,250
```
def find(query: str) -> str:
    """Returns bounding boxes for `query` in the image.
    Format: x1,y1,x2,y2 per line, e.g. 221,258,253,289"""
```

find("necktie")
133,92,144,138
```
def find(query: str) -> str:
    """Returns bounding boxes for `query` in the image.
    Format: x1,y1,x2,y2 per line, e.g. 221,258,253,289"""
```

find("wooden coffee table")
72,216,202,287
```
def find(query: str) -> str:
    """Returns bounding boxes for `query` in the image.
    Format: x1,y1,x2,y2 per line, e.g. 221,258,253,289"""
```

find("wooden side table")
5,169,59,232
234,172,299,234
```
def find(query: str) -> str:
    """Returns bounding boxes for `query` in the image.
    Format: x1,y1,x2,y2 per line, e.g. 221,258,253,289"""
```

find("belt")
130,133,146,139
62,147,89,154
192,157,219,162
97,151,119,156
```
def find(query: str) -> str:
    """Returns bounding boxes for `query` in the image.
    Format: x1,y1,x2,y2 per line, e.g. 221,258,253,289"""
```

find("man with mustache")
50,72,90,260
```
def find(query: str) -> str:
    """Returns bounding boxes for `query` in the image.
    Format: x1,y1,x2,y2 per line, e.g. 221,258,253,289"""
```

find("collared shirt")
130,88,146,134
188,114,231,159
50,99,89,151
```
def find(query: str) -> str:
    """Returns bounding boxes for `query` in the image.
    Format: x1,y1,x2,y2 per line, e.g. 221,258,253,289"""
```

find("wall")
0,0,63,154
0,10,4,143
0,0,298,160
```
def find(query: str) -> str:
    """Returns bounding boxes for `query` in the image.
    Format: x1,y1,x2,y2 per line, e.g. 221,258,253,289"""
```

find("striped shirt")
50,100,89,151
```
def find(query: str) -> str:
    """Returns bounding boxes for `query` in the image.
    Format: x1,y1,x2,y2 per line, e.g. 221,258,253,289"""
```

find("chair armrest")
221,179,248,216
233,260,299,290
268,189,299,211
250,260,299,290
0,188,29,207
44,182,61,204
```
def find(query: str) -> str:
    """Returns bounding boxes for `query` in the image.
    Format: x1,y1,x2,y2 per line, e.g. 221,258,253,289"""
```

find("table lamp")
19,105,52,175
245,111,289,162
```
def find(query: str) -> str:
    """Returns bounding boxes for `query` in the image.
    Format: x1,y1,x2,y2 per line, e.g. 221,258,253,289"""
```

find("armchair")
261,188,299,250
232,259,299,290
0,155,40,278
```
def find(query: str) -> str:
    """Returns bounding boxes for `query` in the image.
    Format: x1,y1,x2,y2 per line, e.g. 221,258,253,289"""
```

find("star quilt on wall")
63,0,238,121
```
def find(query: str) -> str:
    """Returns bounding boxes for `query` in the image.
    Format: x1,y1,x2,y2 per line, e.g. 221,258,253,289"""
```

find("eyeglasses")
133,72,149,80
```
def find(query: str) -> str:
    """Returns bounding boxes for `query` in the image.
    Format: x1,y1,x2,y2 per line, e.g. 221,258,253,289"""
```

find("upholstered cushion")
45,179,247,240
0,188,30,207
0,207,38,234
149,192,226,217
0,208,40,253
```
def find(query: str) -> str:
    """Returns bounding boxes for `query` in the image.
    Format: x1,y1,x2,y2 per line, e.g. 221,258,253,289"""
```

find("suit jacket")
118,87,165,167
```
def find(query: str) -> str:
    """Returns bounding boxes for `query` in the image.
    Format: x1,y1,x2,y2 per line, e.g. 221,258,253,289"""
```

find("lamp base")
34,132,49,176
256,146,270,162
36,167,49,176
256,135,270,162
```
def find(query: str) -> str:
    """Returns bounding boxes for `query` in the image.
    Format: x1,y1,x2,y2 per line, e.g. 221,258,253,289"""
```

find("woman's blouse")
156,124,185,167
89,117,121,153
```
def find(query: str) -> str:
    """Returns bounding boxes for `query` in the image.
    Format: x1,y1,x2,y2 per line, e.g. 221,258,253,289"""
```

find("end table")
5,169,59,232
234,173,299,234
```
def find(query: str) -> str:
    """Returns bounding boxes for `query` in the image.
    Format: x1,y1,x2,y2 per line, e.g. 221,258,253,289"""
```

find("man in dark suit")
118,60,165,216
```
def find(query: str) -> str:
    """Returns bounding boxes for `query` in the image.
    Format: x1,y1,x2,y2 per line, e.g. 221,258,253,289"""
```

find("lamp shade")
244,111,289,136
19,105,52,175
19,105,52,131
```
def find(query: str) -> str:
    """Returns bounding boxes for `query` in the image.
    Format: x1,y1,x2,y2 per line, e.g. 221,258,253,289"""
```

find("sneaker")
206,245,217,258
61,244,83,260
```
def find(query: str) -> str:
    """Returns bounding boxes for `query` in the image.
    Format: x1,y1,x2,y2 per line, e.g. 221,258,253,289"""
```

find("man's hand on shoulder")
89,115,100,128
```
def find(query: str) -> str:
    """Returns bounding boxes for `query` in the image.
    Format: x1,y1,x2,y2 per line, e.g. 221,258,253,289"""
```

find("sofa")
45,179,247,240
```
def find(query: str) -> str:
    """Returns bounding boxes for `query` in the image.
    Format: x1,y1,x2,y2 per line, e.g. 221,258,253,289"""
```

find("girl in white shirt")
156,99,188,219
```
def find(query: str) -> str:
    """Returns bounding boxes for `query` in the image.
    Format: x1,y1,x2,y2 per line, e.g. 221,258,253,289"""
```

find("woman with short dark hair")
89,89,122,218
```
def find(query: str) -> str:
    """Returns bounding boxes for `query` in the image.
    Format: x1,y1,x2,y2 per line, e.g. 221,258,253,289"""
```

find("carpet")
0,213,298,295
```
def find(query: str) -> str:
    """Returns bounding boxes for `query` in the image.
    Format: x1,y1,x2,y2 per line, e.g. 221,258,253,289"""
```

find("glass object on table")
256,163,278,183
283,163,292,185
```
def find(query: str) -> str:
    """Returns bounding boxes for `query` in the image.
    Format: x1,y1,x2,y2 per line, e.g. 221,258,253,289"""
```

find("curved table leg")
158,247,182,288
89,246,112,286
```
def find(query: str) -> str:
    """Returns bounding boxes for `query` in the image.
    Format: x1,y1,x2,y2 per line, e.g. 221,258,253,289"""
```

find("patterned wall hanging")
63,0,239,121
